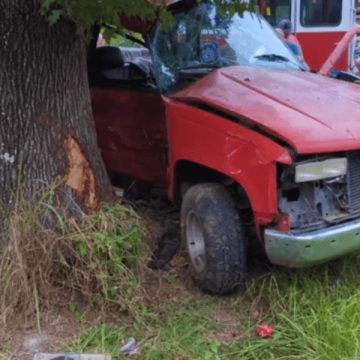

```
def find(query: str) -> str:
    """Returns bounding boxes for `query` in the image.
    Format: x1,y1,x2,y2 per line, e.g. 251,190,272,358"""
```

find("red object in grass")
256,322,273,338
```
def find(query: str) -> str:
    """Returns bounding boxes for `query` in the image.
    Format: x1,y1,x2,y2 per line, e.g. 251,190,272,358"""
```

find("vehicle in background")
259,0,357,71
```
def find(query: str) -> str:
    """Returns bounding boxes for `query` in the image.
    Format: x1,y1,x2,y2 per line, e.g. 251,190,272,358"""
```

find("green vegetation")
0,186,147,333
0,347,10,360
67,300,224,360
67,253,360,360
39,0,257,40
107,32,143,48
0,339,11,360
3,185,360,359
0,351,8,360
2,185,360,359
68,325,128,359
225,257,360,360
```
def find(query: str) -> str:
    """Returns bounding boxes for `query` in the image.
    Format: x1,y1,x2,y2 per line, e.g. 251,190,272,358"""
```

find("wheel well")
176,160,257,246
175,160,251,209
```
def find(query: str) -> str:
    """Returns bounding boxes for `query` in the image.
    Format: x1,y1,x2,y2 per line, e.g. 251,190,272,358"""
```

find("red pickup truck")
89,1,360,294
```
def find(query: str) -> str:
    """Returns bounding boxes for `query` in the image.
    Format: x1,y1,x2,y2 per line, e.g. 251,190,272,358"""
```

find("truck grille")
347,152,360,212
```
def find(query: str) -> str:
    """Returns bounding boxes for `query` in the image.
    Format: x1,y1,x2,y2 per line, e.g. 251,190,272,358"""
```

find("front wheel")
181,183,246,294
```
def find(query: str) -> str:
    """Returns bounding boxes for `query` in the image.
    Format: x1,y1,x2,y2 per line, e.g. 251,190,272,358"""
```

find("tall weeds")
0,187,146,337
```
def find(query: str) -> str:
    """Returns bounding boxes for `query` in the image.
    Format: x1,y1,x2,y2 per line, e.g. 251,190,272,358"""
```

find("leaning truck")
89,0,360,294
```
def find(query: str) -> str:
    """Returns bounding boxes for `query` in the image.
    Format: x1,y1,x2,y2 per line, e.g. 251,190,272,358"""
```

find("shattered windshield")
150,1,304,92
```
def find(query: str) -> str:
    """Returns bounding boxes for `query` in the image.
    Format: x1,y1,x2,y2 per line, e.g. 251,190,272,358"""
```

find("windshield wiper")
254,54,306,71
178,64,219,76
181,64,220,70
254,54,291,62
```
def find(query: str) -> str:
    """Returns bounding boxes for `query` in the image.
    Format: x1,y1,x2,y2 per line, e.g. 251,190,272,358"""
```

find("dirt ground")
2,187,271,360
5,267,201,360
1,188,200,359
5,280,195,359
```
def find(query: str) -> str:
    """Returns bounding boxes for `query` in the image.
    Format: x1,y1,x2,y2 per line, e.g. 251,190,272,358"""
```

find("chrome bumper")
264,218,360,267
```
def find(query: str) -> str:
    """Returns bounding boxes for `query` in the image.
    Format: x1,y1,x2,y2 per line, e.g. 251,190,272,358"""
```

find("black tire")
181,183,246,294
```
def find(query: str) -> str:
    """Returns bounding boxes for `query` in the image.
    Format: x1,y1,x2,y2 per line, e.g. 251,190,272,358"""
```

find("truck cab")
89,0,360,294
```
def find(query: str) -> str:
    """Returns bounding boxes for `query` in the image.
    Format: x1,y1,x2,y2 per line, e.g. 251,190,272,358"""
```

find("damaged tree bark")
0,1,112,221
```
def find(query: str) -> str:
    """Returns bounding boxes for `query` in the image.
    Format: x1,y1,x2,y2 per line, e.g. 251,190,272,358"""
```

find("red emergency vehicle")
259,0,357,71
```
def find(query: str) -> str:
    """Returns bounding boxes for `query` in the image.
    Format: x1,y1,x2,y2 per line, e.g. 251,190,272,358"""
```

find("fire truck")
259,0,359,71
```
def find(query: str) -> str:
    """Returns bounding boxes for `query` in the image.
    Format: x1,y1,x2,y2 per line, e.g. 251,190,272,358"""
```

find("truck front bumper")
264,218,360,267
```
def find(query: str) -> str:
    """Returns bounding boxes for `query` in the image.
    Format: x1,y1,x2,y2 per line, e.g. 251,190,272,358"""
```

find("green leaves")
39,0,158,28
217,0,257,15
48,9,63,25
39,0,257,30
40,0,62,25
40,0,56,12
102,27,116,44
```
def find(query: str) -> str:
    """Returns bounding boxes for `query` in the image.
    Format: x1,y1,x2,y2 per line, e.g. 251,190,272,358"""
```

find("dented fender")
164,98,292,229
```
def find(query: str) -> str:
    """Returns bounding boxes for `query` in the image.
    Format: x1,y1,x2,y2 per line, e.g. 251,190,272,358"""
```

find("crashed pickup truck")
89,0,360,294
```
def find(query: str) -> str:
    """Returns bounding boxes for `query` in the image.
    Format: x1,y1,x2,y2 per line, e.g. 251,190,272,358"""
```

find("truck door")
294,0,355,71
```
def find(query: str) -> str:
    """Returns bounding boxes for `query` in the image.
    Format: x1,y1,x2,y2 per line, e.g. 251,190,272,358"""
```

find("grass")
0,186,147,337
4,185,360,359
139,301,223,360
66,252,360,360
67,324,128,358
0,351,9,360
0,340,11,360
226,256,360,360
67,299,224,360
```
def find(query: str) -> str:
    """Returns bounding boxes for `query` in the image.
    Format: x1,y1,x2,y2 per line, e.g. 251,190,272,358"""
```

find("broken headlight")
295,158,347,183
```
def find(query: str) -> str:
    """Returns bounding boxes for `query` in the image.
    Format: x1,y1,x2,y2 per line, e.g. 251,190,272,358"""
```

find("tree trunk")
0,1,113,219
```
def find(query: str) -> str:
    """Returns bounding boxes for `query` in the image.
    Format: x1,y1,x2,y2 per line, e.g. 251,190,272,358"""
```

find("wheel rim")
186,210,206,273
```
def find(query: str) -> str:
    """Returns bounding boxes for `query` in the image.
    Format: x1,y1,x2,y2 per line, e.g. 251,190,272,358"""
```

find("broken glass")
150,1,304,92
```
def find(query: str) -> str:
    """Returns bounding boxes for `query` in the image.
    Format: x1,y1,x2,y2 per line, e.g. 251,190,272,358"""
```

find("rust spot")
65,136,99,210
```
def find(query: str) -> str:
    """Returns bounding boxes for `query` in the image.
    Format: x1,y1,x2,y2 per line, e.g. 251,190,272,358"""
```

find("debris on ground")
112,186,124,199
119,337,138,357
33,354,111,360
148,229,181,269
130,187,181,270
256,322,273,338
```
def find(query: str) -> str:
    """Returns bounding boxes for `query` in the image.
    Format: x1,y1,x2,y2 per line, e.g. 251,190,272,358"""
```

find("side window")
260,0,291,27
300,0,342,27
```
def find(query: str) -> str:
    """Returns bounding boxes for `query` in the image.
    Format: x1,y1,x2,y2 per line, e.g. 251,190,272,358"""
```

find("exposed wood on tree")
0,0,112,222
65,136,98,210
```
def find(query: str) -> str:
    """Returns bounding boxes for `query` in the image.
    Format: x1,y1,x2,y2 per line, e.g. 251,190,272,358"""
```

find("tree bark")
0,1,112,219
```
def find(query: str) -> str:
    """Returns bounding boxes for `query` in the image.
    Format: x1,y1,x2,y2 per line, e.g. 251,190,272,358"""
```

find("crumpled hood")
172,66,360,154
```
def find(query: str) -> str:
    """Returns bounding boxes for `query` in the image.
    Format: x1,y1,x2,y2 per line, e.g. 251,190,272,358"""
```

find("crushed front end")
265,151,360,267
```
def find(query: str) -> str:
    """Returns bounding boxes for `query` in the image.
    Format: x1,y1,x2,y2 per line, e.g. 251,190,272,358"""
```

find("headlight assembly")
295,158,347,183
